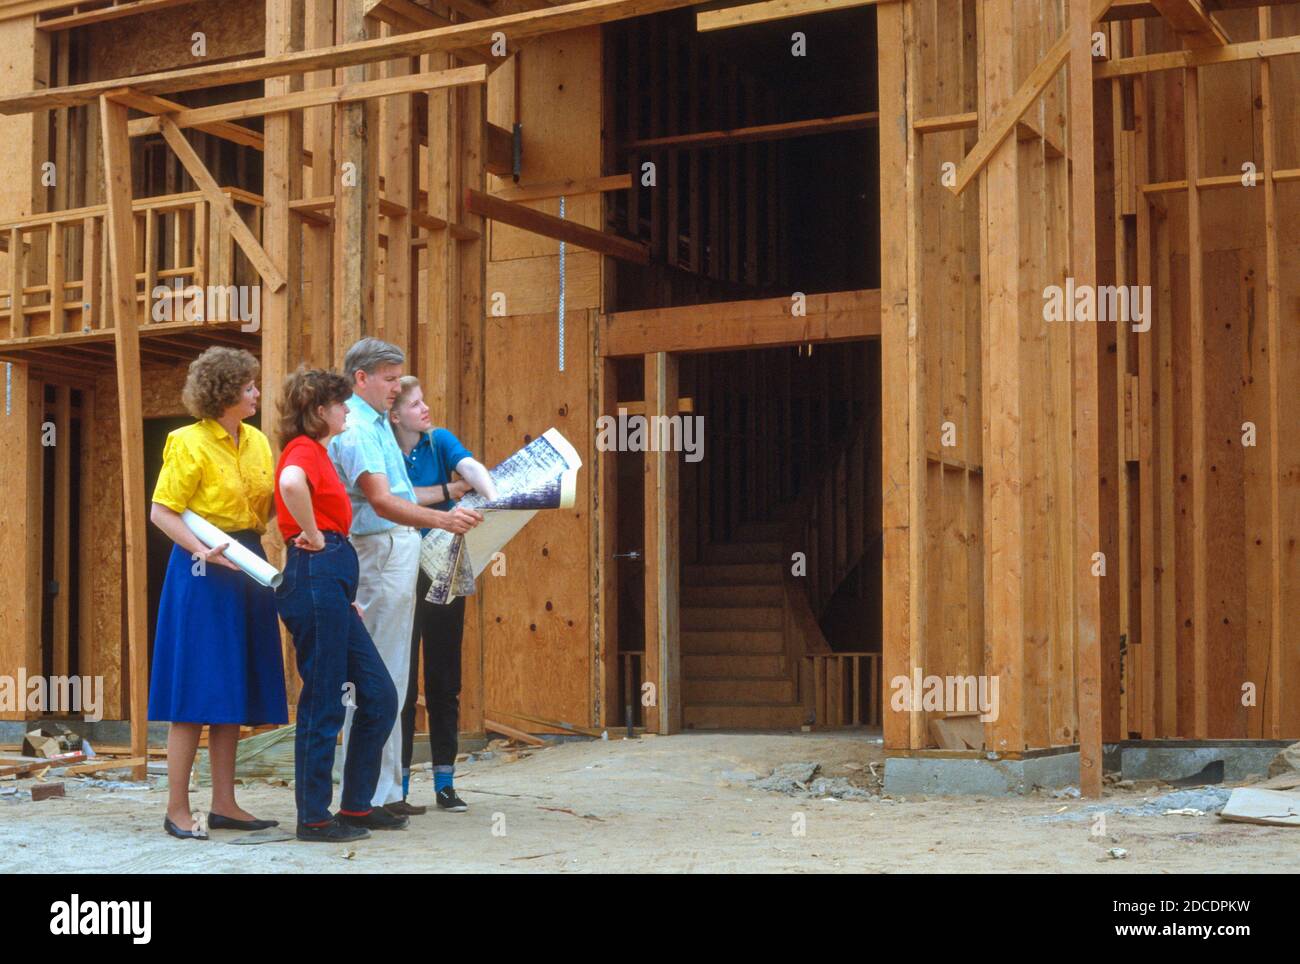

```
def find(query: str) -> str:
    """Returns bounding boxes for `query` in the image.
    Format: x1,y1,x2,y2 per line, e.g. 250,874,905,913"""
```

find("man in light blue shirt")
331,391,420,536
326,338,481,823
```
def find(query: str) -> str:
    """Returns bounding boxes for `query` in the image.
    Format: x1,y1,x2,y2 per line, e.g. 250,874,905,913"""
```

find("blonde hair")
393,374,422,411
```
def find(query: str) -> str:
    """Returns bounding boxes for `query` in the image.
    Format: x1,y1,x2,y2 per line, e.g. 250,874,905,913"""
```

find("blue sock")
402,768,410,799
434,766,454,792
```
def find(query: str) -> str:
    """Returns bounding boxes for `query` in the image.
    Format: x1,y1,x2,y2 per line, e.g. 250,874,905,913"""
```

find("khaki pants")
340,526,420,807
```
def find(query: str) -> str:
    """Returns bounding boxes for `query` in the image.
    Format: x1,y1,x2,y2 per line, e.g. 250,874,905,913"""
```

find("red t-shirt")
275,434,352,541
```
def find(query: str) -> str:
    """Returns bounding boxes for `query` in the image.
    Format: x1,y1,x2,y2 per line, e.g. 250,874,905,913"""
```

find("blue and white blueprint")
419,428,582,604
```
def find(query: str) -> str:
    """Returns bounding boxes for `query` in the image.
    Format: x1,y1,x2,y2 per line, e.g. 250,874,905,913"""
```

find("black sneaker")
296,817,370,843
436,787,468,812
338,807,409,830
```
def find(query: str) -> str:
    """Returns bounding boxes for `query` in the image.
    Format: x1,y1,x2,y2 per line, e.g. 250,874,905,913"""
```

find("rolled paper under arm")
181,509,283,589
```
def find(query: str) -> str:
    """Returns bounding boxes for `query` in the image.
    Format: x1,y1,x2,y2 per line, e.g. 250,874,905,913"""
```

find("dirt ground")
2,732,1295,873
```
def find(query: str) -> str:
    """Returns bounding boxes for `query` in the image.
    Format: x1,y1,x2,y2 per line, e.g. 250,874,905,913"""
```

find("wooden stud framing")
0,0,713,114
1069,0,1104,797
643,350,680,734
157,115,287,292
99,94,148,780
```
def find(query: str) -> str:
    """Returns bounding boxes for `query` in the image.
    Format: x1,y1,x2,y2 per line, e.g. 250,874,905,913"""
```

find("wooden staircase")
681,518,808,729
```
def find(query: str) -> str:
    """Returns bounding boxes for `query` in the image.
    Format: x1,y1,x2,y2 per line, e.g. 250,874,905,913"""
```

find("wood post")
644,351,680,734
1068,0,1104,798
99,93,149,781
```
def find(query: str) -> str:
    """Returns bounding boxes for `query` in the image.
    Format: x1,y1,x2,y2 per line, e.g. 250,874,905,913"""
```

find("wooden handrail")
1,188,254,341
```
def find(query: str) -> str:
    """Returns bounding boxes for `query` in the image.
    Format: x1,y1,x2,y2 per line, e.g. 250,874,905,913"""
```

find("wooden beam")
950,0,1110,196
1069,0,1104,798
365,0,495,64
1185,65,1208,738
1258,6,1283,740
465,188,650,263
107,89,266,152
626,111,878,151
264,0,304,708
914,111,977,134
1149,0,1230,47
380,32,413,355
981,0,1027,756
99,94,149,782
485,121,514,176
493,173,631,202
1101,0,1161,19
304,0,335,368
0,0,710,114
696,0,889,32
1095,32,1300,78
643,351,680,734
876,0,922,750
157,115,287,292
601,289,880,356
31,0,202,30
336,0,378,341
125,65,488,138
51,383,71,679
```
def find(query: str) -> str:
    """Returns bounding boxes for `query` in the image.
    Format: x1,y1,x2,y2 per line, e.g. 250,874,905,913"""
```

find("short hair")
392,374,422,412
342,337,404,384
277,366,352,447
181,346,260,420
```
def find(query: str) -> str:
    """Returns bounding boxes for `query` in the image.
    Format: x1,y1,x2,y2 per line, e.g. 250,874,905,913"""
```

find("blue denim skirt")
148,530,289,725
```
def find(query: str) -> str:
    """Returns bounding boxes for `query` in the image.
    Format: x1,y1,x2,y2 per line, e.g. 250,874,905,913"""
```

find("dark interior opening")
604,6,880,312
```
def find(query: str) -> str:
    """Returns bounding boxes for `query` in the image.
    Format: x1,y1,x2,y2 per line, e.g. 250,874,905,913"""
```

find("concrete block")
883,751,1080,796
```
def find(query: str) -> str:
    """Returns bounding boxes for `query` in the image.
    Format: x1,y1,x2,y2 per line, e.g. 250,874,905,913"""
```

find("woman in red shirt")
274,367,400,842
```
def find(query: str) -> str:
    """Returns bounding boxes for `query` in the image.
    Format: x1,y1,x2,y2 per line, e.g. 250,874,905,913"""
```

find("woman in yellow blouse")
149,346,288,839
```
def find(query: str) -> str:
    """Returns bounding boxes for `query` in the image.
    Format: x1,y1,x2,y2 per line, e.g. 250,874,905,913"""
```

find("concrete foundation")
1120,740,1292,784
884,750,1080,796
883,739,1294,795
0,719,170,747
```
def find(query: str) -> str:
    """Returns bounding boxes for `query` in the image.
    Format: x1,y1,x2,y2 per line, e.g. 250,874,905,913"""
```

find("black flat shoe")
297,817,371,843
208,812,280,831
338,807,408,831
163,816,208,840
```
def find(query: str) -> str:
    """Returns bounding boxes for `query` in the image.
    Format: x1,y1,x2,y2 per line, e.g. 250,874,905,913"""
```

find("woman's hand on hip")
293,528,326,552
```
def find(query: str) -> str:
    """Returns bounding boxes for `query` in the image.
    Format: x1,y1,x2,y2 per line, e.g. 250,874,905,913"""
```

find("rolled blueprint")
420,427,581,604
181,509,283,588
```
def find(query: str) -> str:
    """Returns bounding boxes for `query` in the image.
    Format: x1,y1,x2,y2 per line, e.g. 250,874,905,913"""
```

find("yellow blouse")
152,419,274,534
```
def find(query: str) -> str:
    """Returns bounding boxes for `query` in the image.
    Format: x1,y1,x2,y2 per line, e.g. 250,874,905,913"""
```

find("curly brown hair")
181,346,260,420
277,366,352,447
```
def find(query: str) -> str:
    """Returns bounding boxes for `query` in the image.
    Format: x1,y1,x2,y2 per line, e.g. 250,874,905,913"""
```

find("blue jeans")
275,532,398,825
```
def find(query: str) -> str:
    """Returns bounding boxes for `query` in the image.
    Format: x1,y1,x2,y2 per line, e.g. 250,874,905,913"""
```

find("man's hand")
293,528,325,552
433,506,483,534
448,479,472,501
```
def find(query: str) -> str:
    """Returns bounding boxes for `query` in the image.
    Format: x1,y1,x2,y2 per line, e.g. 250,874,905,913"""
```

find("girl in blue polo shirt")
387,376,496,814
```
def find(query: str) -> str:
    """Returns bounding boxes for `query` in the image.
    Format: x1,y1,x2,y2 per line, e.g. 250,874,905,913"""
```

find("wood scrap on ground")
63,756,147,776
484,718,546,746
1220,788,1300,827
929,713,984,750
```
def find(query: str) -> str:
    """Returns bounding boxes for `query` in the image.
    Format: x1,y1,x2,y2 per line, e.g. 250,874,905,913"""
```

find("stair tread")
688,674,790,682
684,700,804,708
681,608,780,615
686,652,785,659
